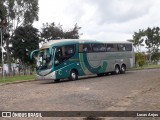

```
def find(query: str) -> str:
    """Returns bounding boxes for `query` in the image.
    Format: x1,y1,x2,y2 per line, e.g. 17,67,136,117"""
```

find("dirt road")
1,69,160,120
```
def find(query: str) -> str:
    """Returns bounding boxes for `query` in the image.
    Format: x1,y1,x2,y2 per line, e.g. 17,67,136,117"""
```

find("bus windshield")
36,48,53,70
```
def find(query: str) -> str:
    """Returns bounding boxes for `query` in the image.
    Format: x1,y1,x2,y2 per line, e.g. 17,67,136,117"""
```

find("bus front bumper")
36,71,56,80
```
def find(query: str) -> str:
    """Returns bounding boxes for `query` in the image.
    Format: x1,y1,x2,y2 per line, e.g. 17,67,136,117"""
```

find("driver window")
55,47,63,65
55,45,76,66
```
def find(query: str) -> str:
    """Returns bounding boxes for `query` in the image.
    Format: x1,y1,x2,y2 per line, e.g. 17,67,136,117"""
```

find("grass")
131,64,160,70
0,75,36,83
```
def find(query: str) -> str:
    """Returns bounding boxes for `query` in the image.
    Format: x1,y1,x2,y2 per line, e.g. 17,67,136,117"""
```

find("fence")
0,67,35,77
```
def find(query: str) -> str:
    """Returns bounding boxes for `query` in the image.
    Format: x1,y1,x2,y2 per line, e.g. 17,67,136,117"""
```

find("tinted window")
65,45,75,56
92,44,106,52
106,44,118,52
79,44,92,53
118,44,126,51
125,44,132,51
55,44,76,66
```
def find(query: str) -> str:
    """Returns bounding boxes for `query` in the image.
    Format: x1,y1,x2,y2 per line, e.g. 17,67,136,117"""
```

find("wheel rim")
71,72,76,79
115,67,119,74
122,66,125,72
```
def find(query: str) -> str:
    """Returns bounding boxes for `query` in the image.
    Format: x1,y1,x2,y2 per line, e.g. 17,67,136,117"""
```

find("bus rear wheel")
69,70,78,80
120,65,126,74
114,65,120,74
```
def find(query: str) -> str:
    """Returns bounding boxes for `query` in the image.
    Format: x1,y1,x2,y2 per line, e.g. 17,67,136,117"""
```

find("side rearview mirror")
30,50,39,60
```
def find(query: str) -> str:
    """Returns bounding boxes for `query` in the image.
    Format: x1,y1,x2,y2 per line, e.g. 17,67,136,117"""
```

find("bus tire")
54,79,60,82
114,65,120,74
120,64,126,74
69,70,78,80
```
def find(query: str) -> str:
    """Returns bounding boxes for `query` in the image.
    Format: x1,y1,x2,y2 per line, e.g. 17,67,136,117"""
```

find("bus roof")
41,39,132,49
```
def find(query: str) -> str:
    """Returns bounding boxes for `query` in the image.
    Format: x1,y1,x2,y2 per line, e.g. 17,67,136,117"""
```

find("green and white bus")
30,39,135,82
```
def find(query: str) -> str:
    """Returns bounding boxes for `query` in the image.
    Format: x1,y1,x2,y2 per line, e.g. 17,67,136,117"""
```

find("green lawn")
0,75,36,83
131,64,160,70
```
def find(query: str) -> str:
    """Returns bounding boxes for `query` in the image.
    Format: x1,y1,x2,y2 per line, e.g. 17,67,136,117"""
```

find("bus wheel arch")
120,64,126,74
68,69,78,80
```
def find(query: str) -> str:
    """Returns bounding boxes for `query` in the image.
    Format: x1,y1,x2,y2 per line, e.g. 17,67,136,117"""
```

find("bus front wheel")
69,70,78,80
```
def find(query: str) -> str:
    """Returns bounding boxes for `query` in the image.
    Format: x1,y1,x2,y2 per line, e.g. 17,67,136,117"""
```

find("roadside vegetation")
132,64,160,70
129,27,160,68
0,75,36,84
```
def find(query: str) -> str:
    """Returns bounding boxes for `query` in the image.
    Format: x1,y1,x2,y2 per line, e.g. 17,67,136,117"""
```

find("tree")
1,0,39,74
151,52,160,63
145,27,160,63
41,22,81,42
63,23,81,39
130,27,160,64
3,0,39,28
0,1,7,65
12,25,39,75
128,29,145,52
0,1,7,20
41,22,63,42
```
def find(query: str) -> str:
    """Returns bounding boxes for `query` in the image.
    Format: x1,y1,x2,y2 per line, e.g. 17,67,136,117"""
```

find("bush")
138,60,145,68
135,52,147,68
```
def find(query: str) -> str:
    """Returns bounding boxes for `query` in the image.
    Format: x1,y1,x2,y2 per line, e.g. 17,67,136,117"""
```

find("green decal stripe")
80,53,108,74
79,53,92,74
98,61,108,73
82,53,101,74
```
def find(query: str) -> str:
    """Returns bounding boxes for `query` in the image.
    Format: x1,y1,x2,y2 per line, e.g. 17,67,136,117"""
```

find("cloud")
79,0,160,41
34,0,160,43
87,0,153,24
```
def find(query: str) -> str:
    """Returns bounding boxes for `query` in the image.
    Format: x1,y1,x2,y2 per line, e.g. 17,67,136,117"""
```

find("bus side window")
106,44,112,52
65,45,75,57
92,44,98,52
79,44,92,53
84,44,92,52
106,44,118,52
113,44,118,52
92,44,106,52
118,44,126,51
125,44,132,51
100,45,106,52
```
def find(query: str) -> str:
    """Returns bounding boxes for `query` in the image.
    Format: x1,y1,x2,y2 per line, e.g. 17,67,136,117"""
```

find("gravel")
0,69,160,120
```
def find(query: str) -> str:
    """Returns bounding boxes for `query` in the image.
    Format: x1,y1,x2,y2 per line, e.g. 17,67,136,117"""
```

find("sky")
34,0,160,44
